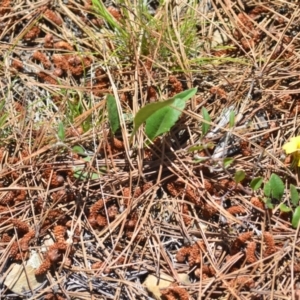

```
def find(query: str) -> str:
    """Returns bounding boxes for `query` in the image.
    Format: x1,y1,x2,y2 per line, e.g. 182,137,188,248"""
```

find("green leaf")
145,98,187,140
292,206,300,228
279,203,292,213
229,110,235,128
269,173,285,200
0,113,8,128
72,145,85,154
201,107,211,135
250,177,263,191
264,198,274,209
290,184,299,206
264,182,271,197
107,95,120,134
74,170,101,180
188,142,215,152
223,157,234,168
57,122,65,141
234,170,245,183
132,88,197,137
0,100,5,111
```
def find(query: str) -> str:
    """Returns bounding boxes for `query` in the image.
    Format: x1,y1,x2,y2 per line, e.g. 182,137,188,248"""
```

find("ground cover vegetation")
0,0,300,299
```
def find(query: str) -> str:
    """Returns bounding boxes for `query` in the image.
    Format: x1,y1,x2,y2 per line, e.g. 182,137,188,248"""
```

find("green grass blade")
107,94,120,134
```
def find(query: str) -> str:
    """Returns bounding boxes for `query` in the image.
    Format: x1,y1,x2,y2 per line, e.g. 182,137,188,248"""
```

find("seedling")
132,88,197,140
279,184,300,228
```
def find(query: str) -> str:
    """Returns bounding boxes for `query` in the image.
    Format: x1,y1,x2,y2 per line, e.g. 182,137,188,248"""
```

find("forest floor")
0,0,300,299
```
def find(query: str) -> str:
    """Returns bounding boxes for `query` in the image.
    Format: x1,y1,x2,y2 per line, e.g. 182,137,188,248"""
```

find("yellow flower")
282,136,300,167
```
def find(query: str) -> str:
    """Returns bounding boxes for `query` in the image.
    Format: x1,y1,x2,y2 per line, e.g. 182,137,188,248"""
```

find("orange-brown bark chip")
35,258,51,276
226,205,246,215
107,6,122,21
11,218,29,233
229,276,255,289
181,203,191,226
263,232,276,257
90,199,105,215
175,246,191,263
231,231,253,255
19,230,35,251
176,242,204,267
23,26,40,41
35,242,67,276
91,261,111,274
11,59,23,71
0,0,11,15
246,241,257,264
160,286,189,300
122,187,131,207
194,265,215,279
168,75,183,96
43,9,63,26
251,197,265,211
37,72,57,85
32,51,51,69
0,191,15,205
44,33,54,48
53,225,66,243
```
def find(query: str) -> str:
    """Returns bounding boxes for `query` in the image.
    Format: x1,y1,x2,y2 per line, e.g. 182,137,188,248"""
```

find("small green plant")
261,173,285,209
132,88,197,140
250,174,300,228
279,184,300,228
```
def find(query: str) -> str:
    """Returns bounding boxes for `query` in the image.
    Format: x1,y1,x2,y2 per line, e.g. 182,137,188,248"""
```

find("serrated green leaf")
57,122,65,141
229,110,235,128
279,203,292,213
234,170,245,183
107,95,120,134
201,107,211,135
72,145,85,154
145,98,188,140
132,88,197,138
290,184,299,206
269,173,285,200
250,177,263,191
223,157,234,168
264,182,271,197
292,206,300,228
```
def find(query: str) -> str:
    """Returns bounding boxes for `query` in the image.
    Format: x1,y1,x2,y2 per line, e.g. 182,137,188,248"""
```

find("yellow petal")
291,136,300,148
283,141,298,154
